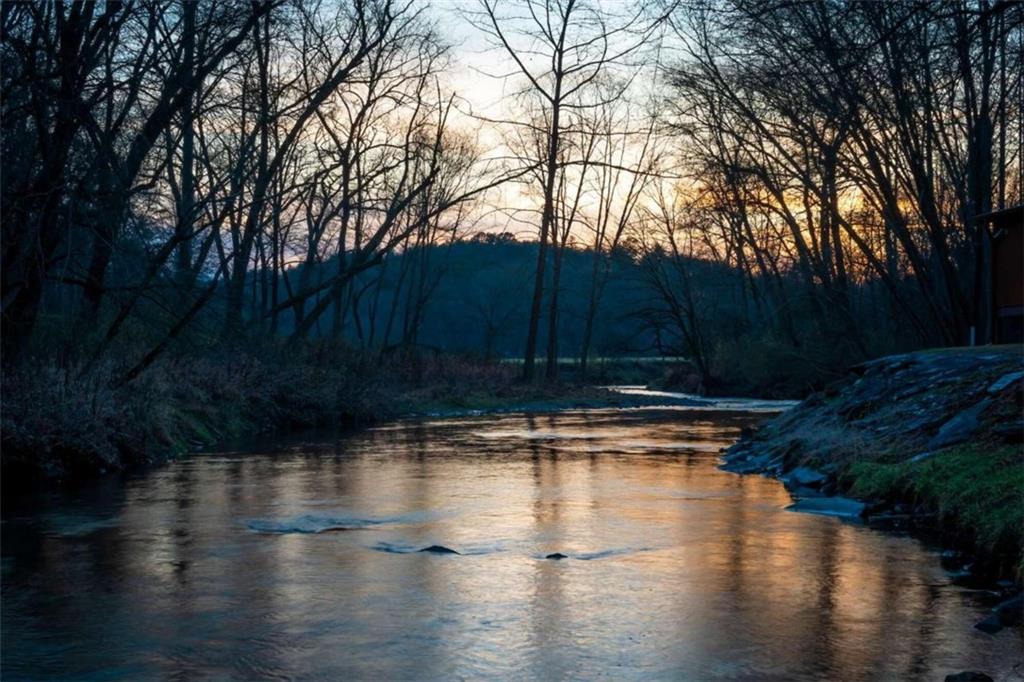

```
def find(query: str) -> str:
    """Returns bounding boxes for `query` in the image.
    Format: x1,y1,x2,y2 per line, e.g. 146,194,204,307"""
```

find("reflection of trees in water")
2,411,1007,678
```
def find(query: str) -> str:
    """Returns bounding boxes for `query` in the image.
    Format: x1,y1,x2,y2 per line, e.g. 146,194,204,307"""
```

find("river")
2,401,1020,679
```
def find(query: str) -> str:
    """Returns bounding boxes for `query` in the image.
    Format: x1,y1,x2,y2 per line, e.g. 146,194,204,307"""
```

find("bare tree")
467,0,654,381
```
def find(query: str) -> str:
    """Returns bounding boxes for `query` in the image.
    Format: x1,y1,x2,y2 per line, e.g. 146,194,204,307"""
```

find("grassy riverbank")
1,345,699,484
723,346,1024,579
846,442,1023,574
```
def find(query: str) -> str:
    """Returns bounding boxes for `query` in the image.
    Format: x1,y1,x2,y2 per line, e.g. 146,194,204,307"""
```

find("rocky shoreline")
721,346,1024,636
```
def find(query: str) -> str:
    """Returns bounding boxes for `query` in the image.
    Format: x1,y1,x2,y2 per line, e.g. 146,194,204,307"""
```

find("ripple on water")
246,514,389,534
245,509,445,534
372,541,506,556
4,407,1017,681
472,429,608,441
575,547,654,560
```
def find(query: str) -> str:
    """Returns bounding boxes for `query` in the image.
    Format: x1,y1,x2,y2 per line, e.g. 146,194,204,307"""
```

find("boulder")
837,376,887,420
928,398,992,450
974,594,1023,633
783,466,827,488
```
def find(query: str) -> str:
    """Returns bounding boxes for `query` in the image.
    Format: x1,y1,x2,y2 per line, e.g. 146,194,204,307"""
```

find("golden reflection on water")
2,408,1021,680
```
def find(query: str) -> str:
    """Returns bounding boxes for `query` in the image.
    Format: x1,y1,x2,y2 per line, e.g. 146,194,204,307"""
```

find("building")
982,205,1024,344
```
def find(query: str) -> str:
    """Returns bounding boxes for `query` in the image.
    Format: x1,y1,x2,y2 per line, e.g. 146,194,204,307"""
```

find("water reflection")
2,408,1021,680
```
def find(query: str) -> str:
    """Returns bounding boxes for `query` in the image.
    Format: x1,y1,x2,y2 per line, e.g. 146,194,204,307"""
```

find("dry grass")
1,345,525,481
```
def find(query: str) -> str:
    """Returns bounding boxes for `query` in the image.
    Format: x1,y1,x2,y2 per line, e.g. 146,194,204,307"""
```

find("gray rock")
901,412,946,434
987,370,1023,394
974,594,1023,633
945,673,993,682
787,485,827,499
722,452,777,474
786,496,866,518
927,398,992,449
785,467,827,487
837,377,887,420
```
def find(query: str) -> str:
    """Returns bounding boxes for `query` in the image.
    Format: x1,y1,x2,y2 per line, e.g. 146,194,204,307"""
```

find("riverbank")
1,347,708,485
722,346,1024,587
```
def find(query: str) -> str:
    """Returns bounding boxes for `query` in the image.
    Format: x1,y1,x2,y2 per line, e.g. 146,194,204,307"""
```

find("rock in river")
419,545,460,555
945,673,993,682
974,594,1023,634
786,496,866,519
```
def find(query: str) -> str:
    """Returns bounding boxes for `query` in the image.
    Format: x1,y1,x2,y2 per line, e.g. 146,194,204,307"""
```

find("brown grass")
1,344,523,481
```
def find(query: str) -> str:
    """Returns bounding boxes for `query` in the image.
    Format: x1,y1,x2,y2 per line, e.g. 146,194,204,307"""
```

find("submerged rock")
545,552,569,560
945,673,993,682
419,545,460,555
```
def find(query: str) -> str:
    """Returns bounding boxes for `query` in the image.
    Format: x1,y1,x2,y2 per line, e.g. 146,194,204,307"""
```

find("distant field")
498,356,686,365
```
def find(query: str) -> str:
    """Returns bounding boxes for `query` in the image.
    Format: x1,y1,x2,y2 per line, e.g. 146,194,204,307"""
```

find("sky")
426,0,674,241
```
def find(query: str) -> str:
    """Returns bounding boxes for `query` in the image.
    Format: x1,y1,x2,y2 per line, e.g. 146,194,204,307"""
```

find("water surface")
3,406,1021,679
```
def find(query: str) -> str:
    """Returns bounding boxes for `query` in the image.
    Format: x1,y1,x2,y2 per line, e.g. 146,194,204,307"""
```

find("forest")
1,0,1021,468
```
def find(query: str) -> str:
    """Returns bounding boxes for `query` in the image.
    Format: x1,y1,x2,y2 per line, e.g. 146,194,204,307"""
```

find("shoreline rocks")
721,347,1024,583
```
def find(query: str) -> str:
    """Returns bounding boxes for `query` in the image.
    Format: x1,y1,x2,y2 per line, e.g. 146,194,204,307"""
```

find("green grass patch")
847,443,1024,556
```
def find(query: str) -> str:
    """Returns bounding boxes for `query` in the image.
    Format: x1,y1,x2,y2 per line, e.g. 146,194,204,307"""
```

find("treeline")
651,0,1023,377
1,0,1021,396
1,0,502,382
263,235,658,360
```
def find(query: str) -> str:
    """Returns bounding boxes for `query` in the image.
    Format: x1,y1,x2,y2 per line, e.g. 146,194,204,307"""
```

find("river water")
2,403,1021,680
